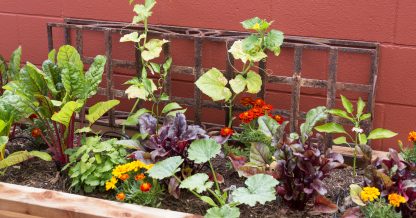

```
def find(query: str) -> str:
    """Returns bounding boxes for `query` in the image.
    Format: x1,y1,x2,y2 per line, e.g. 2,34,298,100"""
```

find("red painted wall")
1,0,415,151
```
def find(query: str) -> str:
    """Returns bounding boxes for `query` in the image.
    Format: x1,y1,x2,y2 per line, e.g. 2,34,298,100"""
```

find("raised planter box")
0,182,200,218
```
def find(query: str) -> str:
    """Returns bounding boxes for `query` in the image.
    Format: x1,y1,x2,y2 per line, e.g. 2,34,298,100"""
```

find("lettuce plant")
364,149,416,216
3,45,119,165
315,95,397,175
147,139,279,218
195,18,284,128
63,136,127,193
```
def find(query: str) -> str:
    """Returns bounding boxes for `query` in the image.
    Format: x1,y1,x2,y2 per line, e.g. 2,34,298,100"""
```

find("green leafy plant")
105,160,163,207
148,139,279,217
0,114,51,175
315,95,397,175
399,131,416,163
3,45,118,165
120,0,183,134
63,136,128,193
195,17,284,128
0,46,22,94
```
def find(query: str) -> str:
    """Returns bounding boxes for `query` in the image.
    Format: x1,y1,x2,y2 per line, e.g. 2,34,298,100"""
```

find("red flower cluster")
238,97,284,124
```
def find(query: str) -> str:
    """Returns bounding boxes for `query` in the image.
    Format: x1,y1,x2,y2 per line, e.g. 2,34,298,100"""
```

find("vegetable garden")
0,1,415,218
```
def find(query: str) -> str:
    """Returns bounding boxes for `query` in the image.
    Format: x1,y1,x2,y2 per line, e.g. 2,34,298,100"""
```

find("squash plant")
3,45,119,165
148,138,279,218
195,17,284,128
315,95,397,175
119,0,184,134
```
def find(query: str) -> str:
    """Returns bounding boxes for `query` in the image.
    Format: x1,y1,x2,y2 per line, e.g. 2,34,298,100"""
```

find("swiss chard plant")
0,46,22,94
3,45,119,165
147,138,279,218
119,0,184,134
315,95,397,176
195,18,284,129
63,136,128,193
0,105,51,175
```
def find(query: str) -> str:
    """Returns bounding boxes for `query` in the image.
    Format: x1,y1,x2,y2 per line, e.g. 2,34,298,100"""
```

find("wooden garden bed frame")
0,182,199,218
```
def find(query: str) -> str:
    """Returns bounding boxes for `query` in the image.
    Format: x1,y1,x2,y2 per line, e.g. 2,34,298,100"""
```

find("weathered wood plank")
0,182,199,218
332,145,388,161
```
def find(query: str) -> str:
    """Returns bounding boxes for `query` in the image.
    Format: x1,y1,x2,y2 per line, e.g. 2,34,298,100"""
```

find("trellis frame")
47,18,379,146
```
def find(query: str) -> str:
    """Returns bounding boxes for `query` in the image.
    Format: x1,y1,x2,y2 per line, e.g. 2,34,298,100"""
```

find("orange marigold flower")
253,98,265,107
119,174,130,181
251,107,264,118
239,110,254,123
273,115,284,124
116,192,126,201
408,131,416,142
140,182,152,192
262,104,273,112
220,127,234,137
135,173,146,181
241,97,253,106
388,193,406,207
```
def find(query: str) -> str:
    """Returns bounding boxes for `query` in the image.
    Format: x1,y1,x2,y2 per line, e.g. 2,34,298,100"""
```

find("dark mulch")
0,134,364,218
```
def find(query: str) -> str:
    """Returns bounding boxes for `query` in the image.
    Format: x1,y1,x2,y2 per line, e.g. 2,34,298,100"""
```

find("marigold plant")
105,160,163,207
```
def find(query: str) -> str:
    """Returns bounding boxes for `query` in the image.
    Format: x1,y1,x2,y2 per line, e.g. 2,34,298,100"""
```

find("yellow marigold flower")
408,131,416,142
112,161,154,178
360,187,380,202
388,193,406,207
105,177,117,191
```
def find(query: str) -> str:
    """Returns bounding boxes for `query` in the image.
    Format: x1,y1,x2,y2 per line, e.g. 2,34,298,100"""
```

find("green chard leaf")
86,100,120,126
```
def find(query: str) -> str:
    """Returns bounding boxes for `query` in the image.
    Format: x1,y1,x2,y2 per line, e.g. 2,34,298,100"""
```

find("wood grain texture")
0,182,200,218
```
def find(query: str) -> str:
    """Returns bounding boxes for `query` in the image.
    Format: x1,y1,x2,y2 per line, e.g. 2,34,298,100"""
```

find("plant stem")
122,98,140,134
208,160,220,192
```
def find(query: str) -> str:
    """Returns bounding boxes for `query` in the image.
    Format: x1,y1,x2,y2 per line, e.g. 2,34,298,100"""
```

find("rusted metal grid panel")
46,18,379,146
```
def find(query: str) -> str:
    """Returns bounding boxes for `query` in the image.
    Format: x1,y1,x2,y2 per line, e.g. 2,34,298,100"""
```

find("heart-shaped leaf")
231,174,279,206
188,139,221,164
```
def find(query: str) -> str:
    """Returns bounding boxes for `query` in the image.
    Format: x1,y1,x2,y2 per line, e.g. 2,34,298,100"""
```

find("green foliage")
63,137,127,193
231,174,279,206
195,68,232,101
187,139,221,164
2,45,108,164
147,156,183,180
299,106,327,143
361,198,402,218
315,95,397,175
195,17,284,127
85,100,120,126
399,140,416,163
148,139,279,217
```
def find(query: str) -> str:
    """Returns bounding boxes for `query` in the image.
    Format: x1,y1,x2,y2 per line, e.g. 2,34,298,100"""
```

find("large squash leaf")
187,139,221,164
231,174,279,206
205,205,240,218
148,156,183,180
179,173,213,193
86,100,120,126
195,68,231,101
